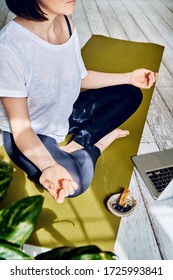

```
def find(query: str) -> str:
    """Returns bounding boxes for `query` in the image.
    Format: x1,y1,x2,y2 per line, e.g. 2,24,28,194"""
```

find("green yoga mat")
0,35,164,252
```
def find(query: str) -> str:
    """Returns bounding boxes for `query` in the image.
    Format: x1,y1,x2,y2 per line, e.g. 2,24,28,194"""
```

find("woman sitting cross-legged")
0,0,157,203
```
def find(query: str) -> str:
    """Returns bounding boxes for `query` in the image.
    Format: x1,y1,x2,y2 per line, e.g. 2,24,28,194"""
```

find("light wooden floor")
0,0,173,259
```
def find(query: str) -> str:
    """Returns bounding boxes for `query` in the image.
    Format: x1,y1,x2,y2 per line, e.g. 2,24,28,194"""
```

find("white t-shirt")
0,20,88,143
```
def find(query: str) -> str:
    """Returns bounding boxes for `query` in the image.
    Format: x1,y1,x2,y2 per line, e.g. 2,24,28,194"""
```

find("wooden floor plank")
147,88,173,150
156,63,173,88
161,0,173,13
81,0,109,37
159,86,173,117
148,0,173,29
73,0,92,47
0,0,8,29
122,0,173,76
136,0,173,48
95,0,128,40
109,0,147,42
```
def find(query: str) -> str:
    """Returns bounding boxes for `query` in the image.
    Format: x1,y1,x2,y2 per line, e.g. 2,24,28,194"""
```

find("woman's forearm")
81,69,157,90
1,97,57,171
81,70,131,89
13,127,57,171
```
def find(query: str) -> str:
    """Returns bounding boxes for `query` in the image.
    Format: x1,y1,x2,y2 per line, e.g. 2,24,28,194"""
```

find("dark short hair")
5,0,48,21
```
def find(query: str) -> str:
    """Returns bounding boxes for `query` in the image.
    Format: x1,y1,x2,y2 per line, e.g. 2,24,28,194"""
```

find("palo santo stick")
118,188,130,207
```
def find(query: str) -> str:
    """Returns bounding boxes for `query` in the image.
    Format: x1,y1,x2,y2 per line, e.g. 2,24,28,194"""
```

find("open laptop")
131,148,173,200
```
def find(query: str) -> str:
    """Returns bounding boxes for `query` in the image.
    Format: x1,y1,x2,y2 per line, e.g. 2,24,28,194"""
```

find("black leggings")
3,84,142,197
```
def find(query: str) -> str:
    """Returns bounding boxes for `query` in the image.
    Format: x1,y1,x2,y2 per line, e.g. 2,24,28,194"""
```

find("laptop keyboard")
146,166,173,192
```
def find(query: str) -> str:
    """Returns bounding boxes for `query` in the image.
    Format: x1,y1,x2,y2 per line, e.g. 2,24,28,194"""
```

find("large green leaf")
0,195,43,246
35,245,118,260
0,160,13,201
0,242,33,260
35,246,76,260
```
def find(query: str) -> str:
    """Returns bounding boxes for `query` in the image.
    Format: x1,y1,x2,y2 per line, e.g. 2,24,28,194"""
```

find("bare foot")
94,128,130,153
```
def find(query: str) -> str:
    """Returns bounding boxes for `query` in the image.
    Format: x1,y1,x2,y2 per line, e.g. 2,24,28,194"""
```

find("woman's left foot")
94,128,130,153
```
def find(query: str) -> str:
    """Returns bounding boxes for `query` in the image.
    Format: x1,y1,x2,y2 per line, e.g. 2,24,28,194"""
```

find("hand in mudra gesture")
39,164,78,204
130,68,158,89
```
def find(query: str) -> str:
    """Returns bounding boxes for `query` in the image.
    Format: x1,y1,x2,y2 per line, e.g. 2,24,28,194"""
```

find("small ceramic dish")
106,192,137,217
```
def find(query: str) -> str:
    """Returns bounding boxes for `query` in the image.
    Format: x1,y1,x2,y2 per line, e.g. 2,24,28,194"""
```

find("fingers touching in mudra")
39,164,78,204
130,68,158,89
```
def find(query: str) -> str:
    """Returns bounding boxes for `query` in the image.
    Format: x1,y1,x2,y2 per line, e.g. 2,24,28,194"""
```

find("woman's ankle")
94,128,130,153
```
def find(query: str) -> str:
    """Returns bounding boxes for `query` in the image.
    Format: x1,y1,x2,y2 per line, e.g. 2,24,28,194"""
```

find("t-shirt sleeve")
74,30,88,79
0,45,27,98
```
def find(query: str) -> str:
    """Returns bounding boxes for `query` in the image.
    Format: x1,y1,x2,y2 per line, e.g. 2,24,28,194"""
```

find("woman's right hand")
129,68,158,89
39,164,78,203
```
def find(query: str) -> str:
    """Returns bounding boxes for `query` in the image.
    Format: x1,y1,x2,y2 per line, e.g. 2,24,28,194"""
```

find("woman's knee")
128,85,143,107
68,149,97,197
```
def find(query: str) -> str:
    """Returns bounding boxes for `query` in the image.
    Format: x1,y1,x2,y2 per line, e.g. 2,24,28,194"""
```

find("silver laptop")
131,148,173,200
